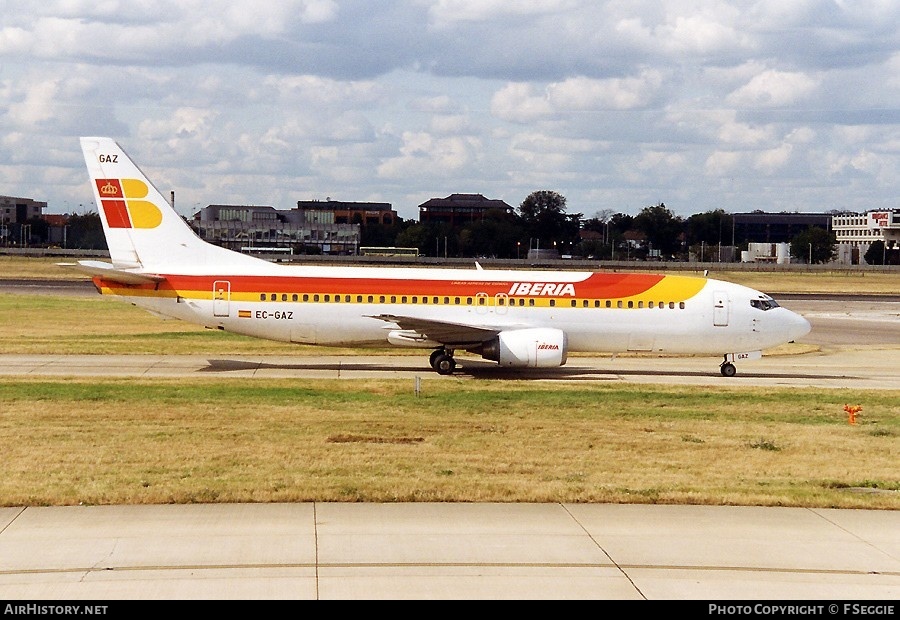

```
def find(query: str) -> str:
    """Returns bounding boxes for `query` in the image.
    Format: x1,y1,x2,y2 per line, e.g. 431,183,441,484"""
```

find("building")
832,209,900,264
741,242,792,264
192,204,360,255
732,212,831,245
295,199,397,227
1,195,46,245
418,194,514,226
0,195,46,224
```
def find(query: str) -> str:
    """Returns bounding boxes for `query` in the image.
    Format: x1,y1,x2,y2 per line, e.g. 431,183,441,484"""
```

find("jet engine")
477,328,568,368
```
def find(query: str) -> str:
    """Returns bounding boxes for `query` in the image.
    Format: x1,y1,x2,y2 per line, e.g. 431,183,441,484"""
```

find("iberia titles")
507,282,576,296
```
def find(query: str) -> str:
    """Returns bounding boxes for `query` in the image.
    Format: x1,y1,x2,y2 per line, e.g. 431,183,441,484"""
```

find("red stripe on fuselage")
97,272,666,298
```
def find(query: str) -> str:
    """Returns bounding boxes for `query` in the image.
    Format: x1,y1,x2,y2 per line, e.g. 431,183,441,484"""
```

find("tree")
360,220,404,248
65,212,106,250
458,209,524,258
790,227,836,264
518,190,580,248
633,203,684,257
685,209,732,246
863,240,885,265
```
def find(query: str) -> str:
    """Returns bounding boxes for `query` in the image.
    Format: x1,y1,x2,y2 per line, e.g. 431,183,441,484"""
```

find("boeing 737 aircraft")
73,137,810,376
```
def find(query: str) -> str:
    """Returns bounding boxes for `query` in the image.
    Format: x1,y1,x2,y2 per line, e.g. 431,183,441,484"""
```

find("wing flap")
370,314,501,346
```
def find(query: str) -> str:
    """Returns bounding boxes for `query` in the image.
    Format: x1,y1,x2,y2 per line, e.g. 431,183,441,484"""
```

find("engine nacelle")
479,328,568,368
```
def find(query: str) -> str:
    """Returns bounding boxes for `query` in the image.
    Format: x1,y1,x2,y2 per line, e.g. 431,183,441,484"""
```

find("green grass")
0,378,897,508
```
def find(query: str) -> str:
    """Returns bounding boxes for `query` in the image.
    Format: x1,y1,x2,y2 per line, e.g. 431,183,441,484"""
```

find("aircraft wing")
59,260,166,285
370,314,502,346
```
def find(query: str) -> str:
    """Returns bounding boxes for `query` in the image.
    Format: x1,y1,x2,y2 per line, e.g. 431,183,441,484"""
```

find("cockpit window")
750,298,780,311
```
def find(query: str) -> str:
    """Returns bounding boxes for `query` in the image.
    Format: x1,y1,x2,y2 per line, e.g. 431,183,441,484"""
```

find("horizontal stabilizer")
59,260,166,285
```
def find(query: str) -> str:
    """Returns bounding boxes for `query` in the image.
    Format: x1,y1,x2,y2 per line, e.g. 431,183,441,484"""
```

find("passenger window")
617,301,623,308
303,294,309,302
605,300,611,308
292,294,298,302
259,293,266,301
390,296,396,303
379,296,385,303
528,299,535,307
627,301,634,308
270,294,277,301
357,295,363,303
314,294,320,302
669,302,675,309
571,300,578,308
324,295,330,302
368,295,374,303
679,302,685,309
549,299,555,307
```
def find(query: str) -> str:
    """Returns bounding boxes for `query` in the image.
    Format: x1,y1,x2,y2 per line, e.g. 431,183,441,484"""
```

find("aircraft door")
495,292,509,315
213,280,231,317
713,290,729,327
475,292,489,315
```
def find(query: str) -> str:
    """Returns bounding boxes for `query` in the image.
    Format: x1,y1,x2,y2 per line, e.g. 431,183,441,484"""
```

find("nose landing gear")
720,356,737,377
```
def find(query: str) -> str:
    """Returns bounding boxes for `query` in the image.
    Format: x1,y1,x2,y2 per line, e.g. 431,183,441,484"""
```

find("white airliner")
73,137,810,376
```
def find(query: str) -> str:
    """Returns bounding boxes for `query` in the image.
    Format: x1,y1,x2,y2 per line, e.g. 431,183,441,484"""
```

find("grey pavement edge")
0,503,897,600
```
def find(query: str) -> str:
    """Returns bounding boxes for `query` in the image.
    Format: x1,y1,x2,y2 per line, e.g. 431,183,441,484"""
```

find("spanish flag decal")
238,310,252,318
96,178,163,229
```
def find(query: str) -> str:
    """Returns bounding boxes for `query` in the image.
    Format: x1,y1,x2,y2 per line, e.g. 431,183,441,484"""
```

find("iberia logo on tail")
95,178,163,229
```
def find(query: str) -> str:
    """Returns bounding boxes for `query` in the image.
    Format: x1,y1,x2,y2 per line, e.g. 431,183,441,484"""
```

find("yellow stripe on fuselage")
97,274,708,308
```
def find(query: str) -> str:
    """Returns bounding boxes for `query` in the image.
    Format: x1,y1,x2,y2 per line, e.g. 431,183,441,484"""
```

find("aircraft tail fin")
79,137,256,271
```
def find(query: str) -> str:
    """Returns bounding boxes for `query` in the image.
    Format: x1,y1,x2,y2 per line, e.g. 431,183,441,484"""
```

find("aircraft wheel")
434,354,456,375
720,362,737,377
429,349,445,370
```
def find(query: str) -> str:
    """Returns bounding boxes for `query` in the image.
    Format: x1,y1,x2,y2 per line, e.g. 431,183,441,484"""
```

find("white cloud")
727,69,821,108
490,83,553,123
1,0,897,219
377,131,481,179
547,71,665,111
705,150,743,176
426,0,577,27
754,143,794,174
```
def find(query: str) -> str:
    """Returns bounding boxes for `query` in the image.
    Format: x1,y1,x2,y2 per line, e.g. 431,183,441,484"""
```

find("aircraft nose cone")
788,311,811,342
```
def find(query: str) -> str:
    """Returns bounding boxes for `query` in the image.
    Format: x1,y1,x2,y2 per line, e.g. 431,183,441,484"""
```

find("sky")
1,1,898,221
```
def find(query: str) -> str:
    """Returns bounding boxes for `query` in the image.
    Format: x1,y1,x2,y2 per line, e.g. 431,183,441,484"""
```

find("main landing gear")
720,356,737,377
429,348,456,375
